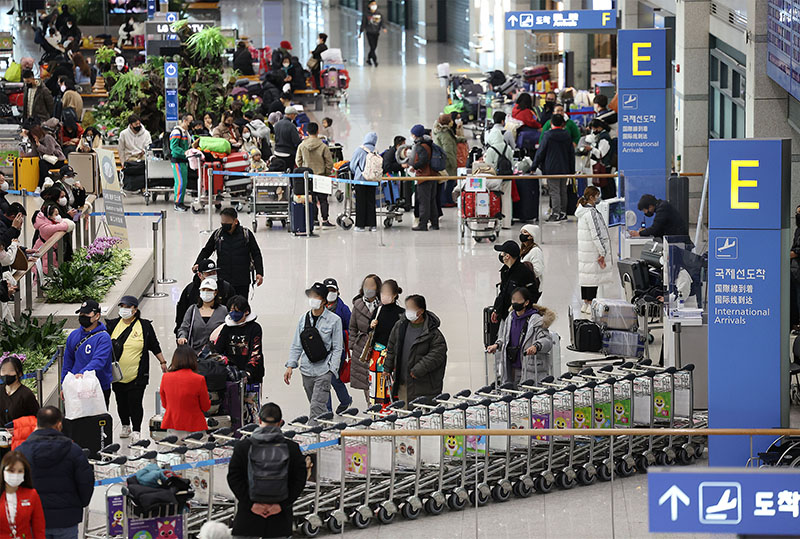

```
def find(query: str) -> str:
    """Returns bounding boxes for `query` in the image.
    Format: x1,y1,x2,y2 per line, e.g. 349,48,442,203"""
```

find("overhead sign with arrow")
649,467,800,535
505,10,616,32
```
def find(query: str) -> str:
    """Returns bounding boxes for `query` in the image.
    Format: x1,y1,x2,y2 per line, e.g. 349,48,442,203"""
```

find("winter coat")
493,260,540,321
408,135,437,180
61,88,83,120
511,104,541,129
63,323,114,390
384,311,448,403
35,134,65,162
169,124,190,163
195,225,264,288
521,245,545,285
273,118,301,156
33,211,70,273
211,313,264,382
432,121,458,177
296,136,333,175
212,123,242,150
575,203,615,287
483,125,514,174
22,82,54,122
117,126,152,163
350,132,378,182
532,127,575,176
106,316,162,387
638,199,689,239
159,368,211,432
542,117,580,144
493,305,555,385
233,47,255,75
18,428,94,528
348,296,381,390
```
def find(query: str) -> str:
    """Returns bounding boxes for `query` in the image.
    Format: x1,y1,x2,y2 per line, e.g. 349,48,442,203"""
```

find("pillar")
620,0,639,29
563,0,588,89
418,0,438,42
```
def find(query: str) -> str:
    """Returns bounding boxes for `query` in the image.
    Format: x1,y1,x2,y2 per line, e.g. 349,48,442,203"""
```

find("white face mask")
60,85,66,93
283,63,290,69
405,309,418,322
0,181,8,192
308,297,322,310
363,288,377,299
118,307,133,320
53,215,62,223
242,132,251,139
63,175,75,186
326,291,338,302
4,471,24,488
203,273,217,281
58,196,67,206
370,4,377,11
199,290,215,303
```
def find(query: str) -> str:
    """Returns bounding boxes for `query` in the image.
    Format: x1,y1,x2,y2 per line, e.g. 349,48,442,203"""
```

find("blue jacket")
350,132,377,182
328,297,351,360
18,428,94,528
286,308,343,377
62,323,114,390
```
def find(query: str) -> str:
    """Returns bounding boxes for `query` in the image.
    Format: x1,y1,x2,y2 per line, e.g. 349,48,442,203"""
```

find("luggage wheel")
383,217,393,228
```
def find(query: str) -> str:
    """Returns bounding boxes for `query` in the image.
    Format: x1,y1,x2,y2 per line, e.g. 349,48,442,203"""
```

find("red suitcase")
200,162,225,195
8,92,23,108
461,191,501,219
222,151,249,172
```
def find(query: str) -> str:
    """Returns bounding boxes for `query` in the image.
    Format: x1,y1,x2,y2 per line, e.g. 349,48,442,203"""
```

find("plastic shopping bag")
62,371,107,419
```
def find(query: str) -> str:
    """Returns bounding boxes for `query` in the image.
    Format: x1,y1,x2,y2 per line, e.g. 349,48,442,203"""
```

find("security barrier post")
144,221,167,298
158,210,176,284
35,368,43,405
303,170,314,238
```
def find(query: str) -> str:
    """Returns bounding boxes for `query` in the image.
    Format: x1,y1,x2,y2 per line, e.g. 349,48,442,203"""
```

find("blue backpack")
429,143,447,172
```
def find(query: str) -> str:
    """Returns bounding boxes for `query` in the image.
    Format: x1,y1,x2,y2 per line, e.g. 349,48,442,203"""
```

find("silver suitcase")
67,152,99,194
591,298,638,331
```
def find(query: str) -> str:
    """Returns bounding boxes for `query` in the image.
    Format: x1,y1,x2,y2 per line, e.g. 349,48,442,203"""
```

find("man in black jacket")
174,258,235,334
227,403,306,539
195,208,264,297
18,406,94,539
533,114,575,222
630,194,689,239
384,295,448,404
492,240,540,322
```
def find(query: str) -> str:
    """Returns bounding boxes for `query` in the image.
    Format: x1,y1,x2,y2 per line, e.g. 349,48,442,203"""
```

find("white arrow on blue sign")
658,484,690,521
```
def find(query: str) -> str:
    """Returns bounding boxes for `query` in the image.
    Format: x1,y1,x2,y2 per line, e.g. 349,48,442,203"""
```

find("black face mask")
644,210,655,218
131,125,141,133
221,222,234,233
3,375,16,385
498,254,506,264
544,101,555,109
519,233,529,243
511,302,526,313
78,314,93,328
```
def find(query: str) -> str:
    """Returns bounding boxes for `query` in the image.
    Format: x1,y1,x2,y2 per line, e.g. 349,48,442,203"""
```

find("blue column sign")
708,139,790,467
164,62,179,131
504,10,616,31
617,29,671,226
147,0,156,19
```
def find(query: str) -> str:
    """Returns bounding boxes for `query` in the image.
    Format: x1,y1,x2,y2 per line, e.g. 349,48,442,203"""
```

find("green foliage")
186,26,227,60
0,313,66,355
42,239,131,304
109,71,147,102
95,46,117,67
60,0,105,25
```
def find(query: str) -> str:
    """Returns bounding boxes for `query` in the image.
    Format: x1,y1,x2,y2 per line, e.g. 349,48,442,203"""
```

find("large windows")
709,36,746,139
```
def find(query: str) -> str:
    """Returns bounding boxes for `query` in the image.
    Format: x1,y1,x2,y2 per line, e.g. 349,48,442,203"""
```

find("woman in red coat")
0,451,45,539
159,345,211,437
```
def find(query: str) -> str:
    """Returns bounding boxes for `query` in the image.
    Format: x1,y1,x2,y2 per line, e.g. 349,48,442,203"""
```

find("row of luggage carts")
287,358,706,536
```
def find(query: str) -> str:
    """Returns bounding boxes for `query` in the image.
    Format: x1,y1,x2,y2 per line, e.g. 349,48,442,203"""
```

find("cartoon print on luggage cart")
444,435,464,457
345,444,368,475
614,399,631,425
653,393,671,418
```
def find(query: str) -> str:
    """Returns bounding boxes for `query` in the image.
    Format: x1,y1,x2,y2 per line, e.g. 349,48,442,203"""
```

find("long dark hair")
0,451,34,490
519,233,538,259
0,356,23,379
515,92,533,111
577,186,601,208
355,273,382,301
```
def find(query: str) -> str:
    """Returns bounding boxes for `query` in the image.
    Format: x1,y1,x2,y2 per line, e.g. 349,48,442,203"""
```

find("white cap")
200,278,218,290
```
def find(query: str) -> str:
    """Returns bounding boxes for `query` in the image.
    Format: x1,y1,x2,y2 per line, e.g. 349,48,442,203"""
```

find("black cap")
76,299,101,315
322,278,339,291
494,240,520,259
305,282,328,299
118,295,139,307
197,259,217,273
59,165,76,177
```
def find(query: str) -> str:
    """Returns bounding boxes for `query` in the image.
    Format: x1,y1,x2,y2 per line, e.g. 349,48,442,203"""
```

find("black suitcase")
122,161,146,191
483,306,499,348
63,413,113,459
290,201,316,235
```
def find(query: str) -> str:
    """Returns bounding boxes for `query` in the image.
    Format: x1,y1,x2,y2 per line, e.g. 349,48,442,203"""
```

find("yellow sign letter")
602,11,611,26
632,42,652,76
730,160,760,209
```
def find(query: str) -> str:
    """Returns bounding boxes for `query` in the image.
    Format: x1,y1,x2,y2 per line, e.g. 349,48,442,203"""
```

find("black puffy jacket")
18,428,94,528
384,311,448,403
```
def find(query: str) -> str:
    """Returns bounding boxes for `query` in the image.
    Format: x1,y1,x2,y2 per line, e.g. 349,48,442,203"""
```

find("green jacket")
432,121,460,177
169,125,190,162
542,117,580,145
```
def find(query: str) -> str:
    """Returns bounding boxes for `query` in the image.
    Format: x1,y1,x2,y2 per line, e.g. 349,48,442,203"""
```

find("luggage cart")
250,175,290,231
335,162,404,230
144,149,174,205
459,187,502,243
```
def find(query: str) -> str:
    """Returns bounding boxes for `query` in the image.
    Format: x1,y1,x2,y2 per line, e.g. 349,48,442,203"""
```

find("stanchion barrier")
158,210,176,284
144,220,167,298
303,170,314,238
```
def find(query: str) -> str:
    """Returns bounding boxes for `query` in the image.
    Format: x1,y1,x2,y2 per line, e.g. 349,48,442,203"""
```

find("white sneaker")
130,431,141,443
120,425,131,438
580,303,591,315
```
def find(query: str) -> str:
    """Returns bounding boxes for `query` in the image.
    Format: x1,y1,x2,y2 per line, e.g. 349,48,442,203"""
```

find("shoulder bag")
110,321,136,382
358,305,381,364
300,313,329,363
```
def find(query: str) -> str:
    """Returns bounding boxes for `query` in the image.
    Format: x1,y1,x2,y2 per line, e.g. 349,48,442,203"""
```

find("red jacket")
512,104,542,129
159,369,211,432
10,416,37,450
0,487,46,539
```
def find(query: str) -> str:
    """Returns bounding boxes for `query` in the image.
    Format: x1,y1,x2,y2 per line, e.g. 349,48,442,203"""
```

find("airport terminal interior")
0,0,799,537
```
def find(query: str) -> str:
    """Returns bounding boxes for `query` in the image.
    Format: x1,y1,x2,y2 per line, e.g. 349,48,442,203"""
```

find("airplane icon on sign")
622,94,638,110
715,237,738,259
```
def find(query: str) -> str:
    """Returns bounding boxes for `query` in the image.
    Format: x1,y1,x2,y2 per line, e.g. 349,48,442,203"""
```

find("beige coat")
61,89,83,121
295,136,333,175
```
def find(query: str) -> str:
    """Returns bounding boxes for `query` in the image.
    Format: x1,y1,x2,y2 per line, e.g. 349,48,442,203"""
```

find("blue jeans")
46,525,79,539
327,372,352,411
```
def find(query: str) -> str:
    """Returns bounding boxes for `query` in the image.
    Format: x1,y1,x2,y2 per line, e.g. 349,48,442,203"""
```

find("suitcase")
68,152,99,194
565,179,579,216
63,412,113,460
591,298,638,331
223,151,250,172
549,331,561,378
322,68,339,89
13,157,39,192
602,330,645,358
379,180,400,207
121,160,145,192
290,200,316,235
200,162,225,194
483,305,499,348
461,191,502,219
572,319,603,352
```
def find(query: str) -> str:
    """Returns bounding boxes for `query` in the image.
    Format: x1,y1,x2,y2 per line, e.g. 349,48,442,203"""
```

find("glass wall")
708,36,746,139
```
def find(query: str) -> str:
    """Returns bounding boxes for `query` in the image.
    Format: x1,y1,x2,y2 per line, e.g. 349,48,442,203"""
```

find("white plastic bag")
62,371,107,419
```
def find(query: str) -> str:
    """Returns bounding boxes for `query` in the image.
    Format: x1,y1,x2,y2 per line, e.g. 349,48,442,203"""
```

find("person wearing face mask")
105,296,166,442
575,186,615,314
537,91,558,126
487,287,555,385
54,165,86,210
0,451,45,539
362,279,405,405
285,283,343,421
532,113,575,222
519,224,545,290
63,299,114,406
212,111,243,151
541,104,580,145
211,295,264,383
309,33,328,89
629,193,689,240
322,278,353,414
21,70,54,123
118,114,152,164
583,118,617,200
178,278,229,355
57,75,83,121
170,112,193,212
240,125,259,156
233,40,256,76
28,125,65,191
32,202,73,275
59,16,82,53
491,240,540,324
359,1,387,67
592,94,618,138
0,357,39,429
194,208,264,297
348,274,382,404
175,259,235,335
384,295,447,405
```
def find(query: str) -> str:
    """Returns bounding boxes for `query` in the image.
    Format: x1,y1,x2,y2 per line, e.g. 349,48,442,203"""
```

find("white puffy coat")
575,203,615,287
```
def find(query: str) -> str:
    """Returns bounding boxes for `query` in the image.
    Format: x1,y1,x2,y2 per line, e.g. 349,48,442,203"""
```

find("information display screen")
766,0,800,98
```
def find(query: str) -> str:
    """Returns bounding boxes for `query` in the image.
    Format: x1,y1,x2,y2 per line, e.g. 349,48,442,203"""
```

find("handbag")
307,56,320,70
10,247,27,271
339,358,351,383
300,313,329,363
358,305,381,364
110,321,136,383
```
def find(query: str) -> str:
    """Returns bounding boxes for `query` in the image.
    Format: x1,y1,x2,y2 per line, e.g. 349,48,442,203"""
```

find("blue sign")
619,89,667,172
164,63,179,124
147,0,156,19
504,10,615,31
649,468,800,535
618,28,667,89
708,139,790,467
165,11,178,22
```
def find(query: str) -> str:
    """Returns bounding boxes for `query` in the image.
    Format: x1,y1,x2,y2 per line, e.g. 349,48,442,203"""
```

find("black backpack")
197,356,229,392
572,319,602,352
248,427,290,503
300,313,329,363
595,131,618,170
489,143,513,175
61,106,78,127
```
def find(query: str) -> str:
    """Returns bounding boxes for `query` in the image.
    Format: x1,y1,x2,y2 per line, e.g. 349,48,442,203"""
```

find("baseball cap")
494,240,520,259
305,282,328,299
59,165,76,177
323,278,339,291
284,106,298,116
197,259,217,273
280,40,292,50
76,299,101,315
200,277,218,290
410,124,425,138
118,295,139,307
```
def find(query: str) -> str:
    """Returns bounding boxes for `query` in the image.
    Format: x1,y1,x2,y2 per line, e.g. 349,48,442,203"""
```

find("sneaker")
322,221,335,228
412,225,428,231
581,303,592,315
354,227,366,232
174,203,188,212
369,226,377,232
431,224,440,230
558,212,568,221
34,187,41,195
335,400,353,415
120,425,131,439
130,431,141,443
546,213,560,222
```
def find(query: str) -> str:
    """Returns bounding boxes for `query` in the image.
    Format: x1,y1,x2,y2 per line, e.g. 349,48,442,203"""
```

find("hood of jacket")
574,204,593,219
418,310,441,332
22,429,76,464
529,305,555,329
301,136,327,152
225,312,258,326
250,425,284,442
361,132,377,150
433,121,453,136
545,127,573,144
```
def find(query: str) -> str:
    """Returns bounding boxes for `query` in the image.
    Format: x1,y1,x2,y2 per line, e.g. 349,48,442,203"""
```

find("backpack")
300,313,329,363
61,106,78,126
360,145,383,181
429,143,447,172
162,132,172,160
489,143,513,175
196,355,229,392
247,428,290,503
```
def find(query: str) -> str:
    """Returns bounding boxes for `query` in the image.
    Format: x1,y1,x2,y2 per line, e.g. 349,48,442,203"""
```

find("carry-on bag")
223,151,250,172
63,413,113,459
483,306,499,348
591,298,638,331
13,157,39,192
461,191,502,219
602,330,645,358
68,152,99,194
290,200,316,235
572,319,603,352
121,160,145,191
